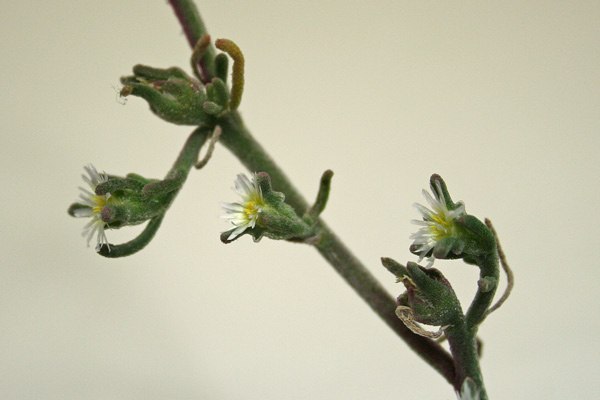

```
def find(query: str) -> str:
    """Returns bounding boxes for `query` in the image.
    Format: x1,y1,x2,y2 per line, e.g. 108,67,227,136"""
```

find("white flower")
410,180,465,267
72,164,111,251
456,378,481,400
221,173,265,240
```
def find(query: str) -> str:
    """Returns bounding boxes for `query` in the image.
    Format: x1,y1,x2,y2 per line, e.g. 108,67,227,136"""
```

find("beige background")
1,1,599,399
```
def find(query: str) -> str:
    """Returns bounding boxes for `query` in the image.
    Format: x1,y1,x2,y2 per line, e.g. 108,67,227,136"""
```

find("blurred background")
1,1,598,399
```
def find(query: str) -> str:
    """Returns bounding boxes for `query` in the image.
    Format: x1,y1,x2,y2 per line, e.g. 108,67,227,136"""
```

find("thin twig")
167,0,215,83
168,0,456,385
190,34,211,81
484,218,514,317
396,306,445,339
195,125,221,169
215,39,244,110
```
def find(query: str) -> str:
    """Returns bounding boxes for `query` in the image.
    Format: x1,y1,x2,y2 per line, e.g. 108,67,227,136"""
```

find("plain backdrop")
1,1,599,399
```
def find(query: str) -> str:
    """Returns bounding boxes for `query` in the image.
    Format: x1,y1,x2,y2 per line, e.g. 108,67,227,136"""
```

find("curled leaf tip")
215,38,245,110
120,86,132,97
191,34,213,81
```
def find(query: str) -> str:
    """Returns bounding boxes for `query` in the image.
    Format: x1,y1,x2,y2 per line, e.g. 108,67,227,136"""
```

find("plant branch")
99,127,210,258
445,318,487,399
465,252,500,330
168,0,456,385
168,0,216,83
484,218,514,318
218,113,456,384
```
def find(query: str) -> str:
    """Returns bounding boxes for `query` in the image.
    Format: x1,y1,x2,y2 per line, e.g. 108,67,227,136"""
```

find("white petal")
227,225,248,240
72,164,111,250
73,208,94,218
413,203,433,218
234,174,253,198
422,189,438,209
220,202,245,212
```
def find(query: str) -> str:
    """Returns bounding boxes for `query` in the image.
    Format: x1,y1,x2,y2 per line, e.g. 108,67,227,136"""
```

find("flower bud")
220,172,316,243
403,262,462,326
68,165,172,252
410,174,496,266
120,65,231,126
383,258,462,329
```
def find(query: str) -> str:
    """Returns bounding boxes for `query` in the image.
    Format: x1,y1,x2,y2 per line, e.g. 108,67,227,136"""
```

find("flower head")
70,165,112,251
410,178,465,267
221,173,266,241
220,172,318,244
68,163,189,257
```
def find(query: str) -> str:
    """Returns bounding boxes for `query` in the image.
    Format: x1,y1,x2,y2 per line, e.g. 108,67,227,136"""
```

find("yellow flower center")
91,194,108,215
430,212,452,240
244,200,260,218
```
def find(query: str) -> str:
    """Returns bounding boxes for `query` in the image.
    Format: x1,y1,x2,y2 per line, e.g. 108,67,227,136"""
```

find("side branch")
168,2,457,384
484,218,514,318
315,228,456,383
168,0,216,82
219,113,456,384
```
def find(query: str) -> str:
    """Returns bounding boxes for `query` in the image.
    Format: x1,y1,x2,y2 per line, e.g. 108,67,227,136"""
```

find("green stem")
169,126,212,177
466,253,500,329
99,127,210,258
447,250,499,397
219,113,309,214
219,113,456,384
316,227,456,383
98,214,165,258
168,0,216,83
445,318,487,399
168,0,456,385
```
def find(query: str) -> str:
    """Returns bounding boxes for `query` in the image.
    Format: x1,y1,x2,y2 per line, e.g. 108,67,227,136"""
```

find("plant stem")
168,0,457,385
466,253,500,330
168,0,216,83
219,113,456,384
218,113,309,213
447,245,500,398
98,127,210,258
445,318,488,399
